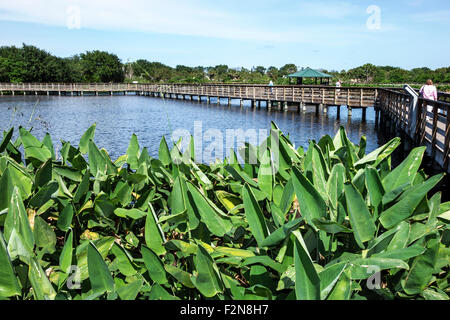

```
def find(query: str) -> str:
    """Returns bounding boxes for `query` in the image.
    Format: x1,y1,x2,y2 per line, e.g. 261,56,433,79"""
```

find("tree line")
1,44,449,86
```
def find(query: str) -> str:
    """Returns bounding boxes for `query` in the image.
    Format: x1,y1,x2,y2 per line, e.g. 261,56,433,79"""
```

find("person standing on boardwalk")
419,79,438,121
336,79,342,94
269,80,274,93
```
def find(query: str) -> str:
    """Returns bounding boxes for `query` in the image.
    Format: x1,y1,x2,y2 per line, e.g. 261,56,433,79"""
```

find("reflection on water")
0,95,381,162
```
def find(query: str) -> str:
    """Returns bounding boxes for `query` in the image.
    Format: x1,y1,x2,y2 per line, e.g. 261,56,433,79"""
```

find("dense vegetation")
0,123,448,300
0,45,123,83
0,44,449,90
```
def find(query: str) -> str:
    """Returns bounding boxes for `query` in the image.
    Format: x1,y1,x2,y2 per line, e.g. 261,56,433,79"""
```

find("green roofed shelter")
287,67,333,85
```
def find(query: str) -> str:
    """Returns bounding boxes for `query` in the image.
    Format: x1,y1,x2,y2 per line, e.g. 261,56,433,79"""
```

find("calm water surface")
0,95,381,163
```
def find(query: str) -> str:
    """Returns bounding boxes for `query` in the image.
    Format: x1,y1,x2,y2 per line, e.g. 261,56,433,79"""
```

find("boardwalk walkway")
0,82,449,171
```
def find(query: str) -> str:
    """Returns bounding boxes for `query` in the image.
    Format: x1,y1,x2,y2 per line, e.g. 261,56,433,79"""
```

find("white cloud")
0,0,383,44
0,0,293,42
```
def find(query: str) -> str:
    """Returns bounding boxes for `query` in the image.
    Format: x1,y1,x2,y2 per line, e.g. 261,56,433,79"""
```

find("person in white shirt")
419,79,438,121
336,79,342,94
269,80,274,93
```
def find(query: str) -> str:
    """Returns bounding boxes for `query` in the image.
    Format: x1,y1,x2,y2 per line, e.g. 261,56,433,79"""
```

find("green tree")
254,66,266,75
388,68,410,83
131,60,173,82
266,66,279,80
79,50,124,82
279,64,298,77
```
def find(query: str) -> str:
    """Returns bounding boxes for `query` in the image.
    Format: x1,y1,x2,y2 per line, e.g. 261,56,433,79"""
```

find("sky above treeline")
0,0,449,71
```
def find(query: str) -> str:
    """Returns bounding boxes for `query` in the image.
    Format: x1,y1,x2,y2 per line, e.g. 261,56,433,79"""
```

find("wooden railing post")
444,108,450,170
431,101,438,160
360,89,363,107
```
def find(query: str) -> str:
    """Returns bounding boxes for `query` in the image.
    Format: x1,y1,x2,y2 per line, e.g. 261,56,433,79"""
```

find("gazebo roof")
287,67,332,78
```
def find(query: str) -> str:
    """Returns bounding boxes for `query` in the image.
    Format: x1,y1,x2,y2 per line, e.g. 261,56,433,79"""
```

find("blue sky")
0,0,449,70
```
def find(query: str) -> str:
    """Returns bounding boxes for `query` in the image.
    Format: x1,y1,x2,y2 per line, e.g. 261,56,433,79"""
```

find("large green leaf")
53,166,83,182
126,133,140,170
313,218,352,234
111,243,137,277
190,245,224,297
59,229,73,274
293,235,320,300
243,184,269,247
171,176,199,229
319,262,347,300
114,208,146,220
386,221,410,251
354,137,400,168
382,147,426,192
327,270,352,300
365,167,385,209
79,123,96,154
57,204,74,232
0,128,13,153
148,283,180,300
371,245,426,261
158,136,172,166
257,149,273,200
88,140,107,177
278,178,295,216
28,257,56,300
403,233,440,295
326,163,346,221
141,245,168,285
311,144,329,199
117,279,143,300
76,237,114,281
7,164,33,200
260,218,303,247
344,182,376,248
41,133,55,160
4,187,35,254
379,174,444,229
216,190,241,214
0,231,21,297
33,216,56,253
186,181,233,237
19,127,52,164
144,204,166,255
73,170,90,204
0,167,14,213
29,181,58,208
165,265,194,288
349,257,409,280
241,255,285,274
291,167,326,229
34,159,52,188
87,241,115,294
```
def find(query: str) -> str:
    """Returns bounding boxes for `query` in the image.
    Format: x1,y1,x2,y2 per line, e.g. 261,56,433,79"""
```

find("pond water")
0,94,381,163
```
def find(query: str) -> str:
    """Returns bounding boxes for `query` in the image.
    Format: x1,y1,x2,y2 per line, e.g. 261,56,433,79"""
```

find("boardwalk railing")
2,82,449,170
377,89,450,171
0,83,142,92
0,83,378,107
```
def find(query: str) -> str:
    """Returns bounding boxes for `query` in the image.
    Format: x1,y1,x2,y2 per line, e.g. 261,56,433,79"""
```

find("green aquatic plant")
0,122,448,300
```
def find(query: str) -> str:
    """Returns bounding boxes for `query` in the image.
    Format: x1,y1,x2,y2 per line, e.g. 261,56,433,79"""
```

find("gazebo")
287,67,333,85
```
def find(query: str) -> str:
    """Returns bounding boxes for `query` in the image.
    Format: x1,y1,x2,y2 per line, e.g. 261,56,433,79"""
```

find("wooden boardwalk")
0,82,449,172
376,89,450,172
0,82,377,114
